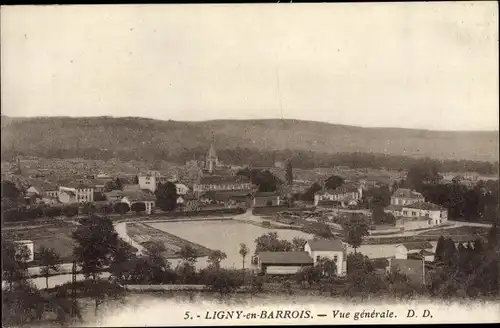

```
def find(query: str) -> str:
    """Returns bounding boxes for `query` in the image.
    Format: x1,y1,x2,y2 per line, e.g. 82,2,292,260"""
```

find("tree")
114,202,130,214
133,175,139,184
38,246,61,289
109,241,137,282
202,268,244,296
156,182,178,211
1,181,21,200
207,250,227,270
2,279,45,326
62,205,79,218
292,237,307,252
131,202,146,214
285,160,293,185
254,232,293,253
2,239,30,289
237,168,281,192
239,243,249,270
81,202,97,215
342,214,369,253
301,182,322,202
72,215,119,281
406,162,442,191
114,178,123,190
372,206,396,225
104,180,116,192
176,245,198,264
435,236,446,263
325,175,344,190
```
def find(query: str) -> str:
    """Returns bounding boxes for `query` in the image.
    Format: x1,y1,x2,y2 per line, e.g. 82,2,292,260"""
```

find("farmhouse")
257,252,313,275
395,242,434,262
304,239,347,276
390,188,425,206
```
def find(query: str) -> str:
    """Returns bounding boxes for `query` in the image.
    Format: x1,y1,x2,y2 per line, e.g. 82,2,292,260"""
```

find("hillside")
1,116,498,163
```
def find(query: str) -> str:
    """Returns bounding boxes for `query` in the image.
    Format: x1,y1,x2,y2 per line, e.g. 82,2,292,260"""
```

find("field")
126,222,212,258
2,221,77,265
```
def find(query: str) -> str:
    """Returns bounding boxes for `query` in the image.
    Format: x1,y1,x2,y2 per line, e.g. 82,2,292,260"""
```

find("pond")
148,220,313,270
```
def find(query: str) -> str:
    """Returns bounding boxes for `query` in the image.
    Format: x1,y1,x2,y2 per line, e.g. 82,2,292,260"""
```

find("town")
2,142,499,325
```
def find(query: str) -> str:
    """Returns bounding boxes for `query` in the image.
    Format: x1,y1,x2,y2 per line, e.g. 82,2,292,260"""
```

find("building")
252,192,282,207
206,144,218,174
121,189,156,214
13,240,35,262
304,239,347,277
395,242,434,262
89,179,110,193
192,175,252,197
314,185,363,208
199,190,253,207
138,172,171,193
387,258,425,286
390,188,425,206
401,202,448,225
58,182,94,204
104,190,124,203
175,183,190,196
257,252,313,275
26,180,59,198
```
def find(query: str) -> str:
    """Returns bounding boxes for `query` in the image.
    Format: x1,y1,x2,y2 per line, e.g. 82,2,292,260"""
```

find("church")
191,144,252,197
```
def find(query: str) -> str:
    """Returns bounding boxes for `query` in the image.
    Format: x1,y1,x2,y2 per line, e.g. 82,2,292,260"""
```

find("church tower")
206,143,218,174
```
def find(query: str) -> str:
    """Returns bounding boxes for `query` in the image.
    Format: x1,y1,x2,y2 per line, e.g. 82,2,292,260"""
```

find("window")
333,256,338,262
316,256,320,262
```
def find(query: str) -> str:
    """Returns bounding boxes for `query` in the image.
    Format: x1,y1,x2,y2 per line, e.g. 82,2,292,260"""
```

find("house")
257,252,313,275
121,189,156,214
252,192,281,207
387,258,425,286
314,185,363,208
304,239,347,276
13,240,34,262
104,190,124,203
89,179,110,193
390,188,425,206
199,190,253,207
175,183,190,196
26,180,59,198
395,242,434,262
401,202,448,226
58,182,94,204
193,175,252,197
138,172,171,193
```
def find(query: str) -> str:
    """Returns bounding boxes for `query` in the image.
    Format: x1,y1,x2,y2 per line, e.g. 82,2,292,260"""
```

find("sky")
1,2,498,131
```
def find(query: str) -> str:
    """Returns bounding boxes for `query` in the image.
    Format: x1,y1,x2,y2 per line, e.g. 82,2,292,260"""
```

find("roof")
60,190,76,197
58,180,93,190
253,192,280,198
122,190,156,202
319,185,359,196
105,190,124,198
419,249,435,256
258,252,313,265
180,194,197,201
317,200,341,206
401,241,433,251
27,179,58,192
385,204,404,211
404,202,446,211
198,175,250,185
201,190,253,201
392,188,424,199
307,239,344,252
88,179,110,187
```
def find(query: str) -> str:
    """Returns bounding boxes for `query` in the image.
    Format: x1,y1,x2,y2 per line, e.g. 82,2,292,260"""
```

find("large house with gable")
314,185,363,208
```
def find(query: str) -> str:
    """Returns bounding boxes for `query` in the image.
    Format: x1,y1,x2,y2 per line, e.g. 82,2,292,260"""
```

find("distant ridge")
1,116,498,162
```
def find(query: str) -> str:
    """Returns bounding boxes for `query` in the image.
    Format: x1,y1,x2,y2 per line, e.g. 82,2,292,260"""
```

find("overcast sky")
1,3,498,131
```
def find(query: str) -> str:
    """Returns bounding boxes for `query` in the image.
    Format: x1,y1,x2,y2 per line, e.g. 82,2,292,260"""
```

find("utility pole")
71,259,78,318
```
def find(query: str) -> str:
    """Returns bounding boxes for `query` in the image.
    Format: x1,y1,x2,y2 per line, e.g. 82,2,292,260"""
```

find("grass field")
2,221,77,265
417,226,490,237
126,222,212,258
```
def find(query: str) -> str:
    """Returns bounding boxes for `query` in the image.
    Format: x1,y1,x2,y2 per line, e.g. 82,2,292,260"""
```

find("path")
114,221,145,256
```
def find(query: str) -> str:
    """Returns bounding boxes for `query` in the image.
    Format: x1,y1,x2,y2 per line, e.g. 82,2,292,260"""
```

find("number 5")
184,311,191,320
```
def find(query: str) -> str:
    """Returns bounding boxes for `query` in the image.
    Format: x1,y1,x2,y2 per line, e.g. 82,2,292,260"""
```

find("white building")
304,239,347,277
395,242,435,262
401,202,448,225
175,183,190,195
314,185,363,208
58,183,94,204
